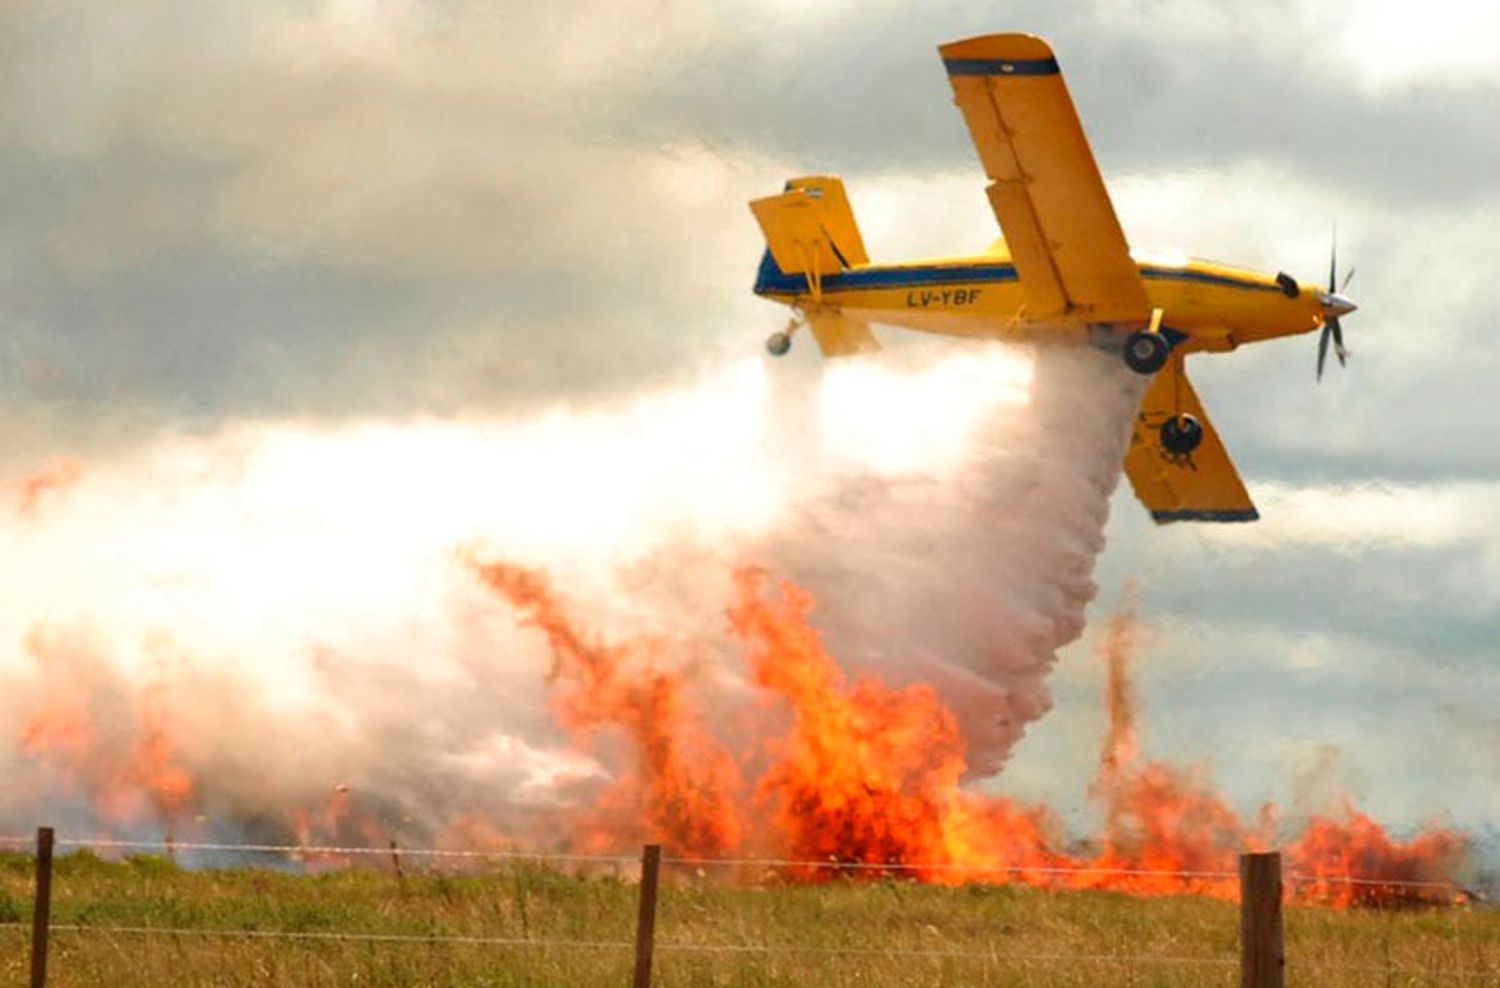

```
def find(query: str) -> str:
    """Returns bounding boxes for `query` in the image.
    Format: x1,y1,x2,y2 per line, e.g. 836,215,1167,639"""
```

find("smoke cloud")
0,339,1140,844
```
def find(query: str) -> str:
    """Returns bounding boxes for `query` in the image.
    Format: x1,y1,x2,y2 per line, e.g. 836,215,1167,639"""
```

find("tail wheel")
765,331,792,357
1123,331,1170,374
1160,414,1204,455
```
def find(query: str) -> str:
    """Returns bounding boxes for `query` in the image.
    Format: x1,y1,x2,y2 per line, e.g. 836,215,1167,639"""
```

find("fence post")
632,844,662,988
30,826,55,988
389,840,405,882
1239,851,1284,988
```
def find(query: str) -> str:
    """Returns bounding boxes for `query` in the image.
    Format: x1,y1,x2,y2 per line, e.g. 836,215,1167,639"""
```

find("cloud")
1081,472,1500,833
3,0,1497,844
4,0,1497,458
1014,601,1500,835
1100,477,1500,661
0,2,792,452
605,1,1500,207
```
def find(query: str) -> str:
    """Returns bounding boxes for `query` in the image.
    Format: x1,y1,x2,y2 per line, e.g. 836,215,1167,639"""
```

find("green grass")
0,850,1495,986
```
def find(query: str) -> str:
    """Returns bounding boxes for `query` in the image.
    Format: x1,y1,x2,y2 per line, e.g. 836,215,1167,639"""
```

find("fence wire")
0,920,1237,966
4,920,1496,977
1,833,1475,896
49,837,639,865
0,921,631,950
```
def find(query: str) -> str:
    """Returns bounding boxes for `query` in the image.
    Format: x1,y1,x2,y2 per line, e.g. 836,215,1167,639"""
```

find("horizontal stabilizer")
749,176,868,279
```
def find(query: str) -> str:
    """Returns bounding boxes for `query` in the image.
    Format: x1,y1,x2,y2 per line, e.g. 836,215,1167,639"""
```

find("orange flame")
16,458,84,519
129,682,196,821
728,567,1064,879
477,562,1469,905
19,627,196,827
11,560,1469,907
1290,806,1469,907
472,562,745,857
1072,603,1262,896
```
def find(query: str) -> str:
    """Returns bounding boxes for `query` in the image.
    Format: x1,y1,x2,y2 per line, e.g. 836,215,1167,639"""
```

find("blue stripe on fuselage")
1139,265,1280,293
754,250,1017,295
754,251,1281,298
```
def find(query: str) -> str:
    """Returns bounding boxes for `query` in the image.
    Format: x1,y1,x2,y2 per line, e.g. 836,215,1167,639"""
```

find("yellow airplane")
749,33,1357,524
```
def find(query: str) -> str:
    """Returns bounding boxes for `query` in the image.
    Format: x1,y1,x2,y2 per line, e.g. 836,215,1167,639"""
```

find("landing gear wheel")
766,331,792,357
1123,331,1169,374
1160,414,1204,455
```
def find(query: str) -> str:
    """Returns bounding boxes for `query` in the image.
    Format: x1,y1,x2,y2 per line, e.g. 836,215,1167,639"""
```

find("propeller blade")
1340,265,1356,293
1317,227,1351,379
1329,224,1338,293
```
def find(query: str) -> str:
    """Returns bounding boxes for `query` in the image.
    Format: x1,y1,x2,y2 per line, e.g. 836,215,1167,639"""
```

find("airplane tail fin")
750,176,881,357
750,176,868,292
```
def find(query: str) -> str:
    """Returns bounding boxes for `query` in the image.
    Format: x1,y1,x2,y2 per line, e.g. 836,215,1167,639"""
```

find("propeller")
1317,227,1358,381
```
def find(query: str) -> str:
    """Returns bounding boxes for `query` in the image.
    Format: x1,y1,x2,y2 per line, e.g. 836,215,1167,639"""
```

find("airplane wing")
1124,363,1258,523
939,34,1149,323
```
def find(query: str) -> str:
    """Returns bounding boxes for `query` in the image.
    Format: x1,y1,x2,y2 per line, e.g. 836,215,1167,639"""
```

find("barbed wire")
0,922,631,949
667,855,1468,893
4,922,1495,976
1283,873,1463,892
10,922,1500,976
0,922,1233,965
53,838,639,865
0,834,1473,893
660,943,1237,965
668,855,1240,880
1308,961,1500,981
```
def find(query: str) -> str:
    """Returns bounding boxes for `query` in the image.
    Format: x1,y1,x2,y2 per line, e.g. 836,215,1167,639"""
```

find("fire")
1066,606,1466,903
728,567,1064,879
17,630,363,853
129,682,196,821
472,561,745,858
9,556,1469,907
1070,603,1263,895
15,458,84,519
476,561,1469,906
19,629,197,826
1290,807,1469,908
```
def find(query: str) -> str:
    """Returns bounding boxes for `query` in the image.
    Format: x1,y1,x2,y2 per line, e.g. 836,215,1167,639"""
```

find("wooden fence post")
632,844,662,988
30,826,55,988
1239,851,1284,988
389,840,405,882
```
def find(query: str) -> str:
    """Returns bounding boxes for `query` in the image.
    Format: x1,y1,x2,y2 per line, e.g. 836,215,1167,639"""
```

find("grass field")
0,850,1495,986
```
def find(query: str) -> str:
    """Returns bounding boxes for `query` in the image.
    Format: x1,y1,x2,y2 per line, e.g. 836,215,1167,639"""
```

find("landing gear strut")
766,314,801,357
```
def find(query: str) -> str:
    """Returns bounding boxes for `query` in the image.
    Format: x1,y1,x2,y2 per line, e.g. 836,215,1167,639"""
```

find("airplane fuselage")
753,249,1328,356
749,33,1357,523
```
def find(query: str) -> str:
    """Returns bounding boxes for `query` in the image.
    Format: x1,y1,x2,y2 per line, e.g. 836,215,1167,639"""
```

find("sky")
2,1,1498,844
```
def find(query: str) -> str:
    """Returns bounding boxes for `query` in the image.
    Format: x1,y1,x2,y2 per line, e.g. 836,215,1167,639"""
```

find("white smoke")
0,339,1141,843
766,343,1145,776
